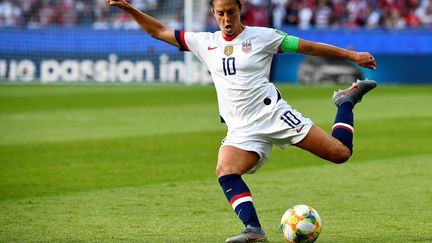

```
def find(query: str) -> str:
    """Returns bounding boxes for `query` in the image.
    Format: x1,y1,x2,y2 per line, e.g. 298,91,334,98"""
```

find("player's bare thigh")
295,125,351,164
216,145,260,177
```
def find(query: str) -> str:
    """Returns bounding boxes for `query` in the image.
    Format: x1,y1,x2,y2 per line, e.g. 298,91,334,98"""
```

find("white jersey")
177,27,285,132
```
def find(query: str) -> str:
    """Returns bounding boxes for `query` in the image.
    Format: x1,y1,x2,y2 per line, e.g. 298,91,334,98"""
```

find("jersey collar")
222,26,247,42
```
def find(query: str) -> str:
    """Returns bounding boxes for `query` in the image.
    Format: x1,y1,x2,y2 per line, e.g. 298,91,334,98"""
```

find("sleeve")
259,28,286,54
174,30,210,62
175,30,190,52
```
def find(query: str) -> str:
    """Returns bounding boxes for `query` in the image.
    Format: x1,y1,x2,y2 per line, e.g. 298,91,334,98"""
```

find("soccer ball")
280,204,322,243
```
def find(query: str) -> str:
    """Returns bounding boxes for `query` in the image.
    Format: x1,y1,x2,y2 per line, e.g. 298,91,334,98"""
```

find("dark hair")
209,0,242,10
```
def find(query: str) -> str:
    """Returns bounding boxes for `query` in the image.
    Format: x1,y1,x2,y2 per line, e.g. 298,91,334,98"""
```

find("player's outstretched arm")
297,39,377,70
107,0,179,48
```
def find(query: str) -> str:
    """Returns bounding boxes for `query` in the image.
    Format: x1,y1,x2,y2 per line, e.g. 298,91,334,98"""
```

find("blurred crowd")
1,0,431,29
208,0,432,29
0,0,157,29
241,0,432,29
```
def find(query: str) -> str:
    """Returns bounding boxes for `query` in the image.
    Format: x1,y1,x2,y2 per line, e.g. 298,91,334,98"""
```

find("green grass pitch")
0,83,431,242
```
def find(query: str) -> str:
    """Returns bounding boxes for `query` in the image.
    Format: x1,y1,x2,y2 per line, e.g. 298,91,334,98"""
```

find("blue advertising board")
1,27,431,84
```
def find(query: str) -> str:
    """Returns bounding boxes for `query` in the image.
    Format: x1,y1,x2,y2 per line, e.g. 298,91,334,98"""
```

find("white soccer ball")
280,204,322,243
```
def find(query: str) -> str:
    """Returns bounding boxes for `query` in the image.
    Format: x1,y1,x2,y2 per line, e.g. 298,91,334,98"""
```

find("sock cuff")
218,174,241,184
332,122,354,133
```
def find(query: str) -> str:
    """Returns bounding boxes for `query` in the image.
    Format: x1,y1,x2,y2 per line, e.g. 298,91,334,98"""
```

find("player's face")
212,0,243,37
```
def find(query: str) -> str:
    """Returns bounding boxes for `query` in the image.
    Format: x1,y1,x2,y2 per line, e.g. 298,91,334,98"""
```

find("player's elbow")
149,27,167,39
148,31,160,40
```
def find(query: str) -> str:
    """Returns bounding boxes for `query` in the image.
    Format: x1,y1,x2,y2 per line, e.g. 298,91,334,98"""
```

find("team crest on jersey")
242,40,252,53
224,45,234,56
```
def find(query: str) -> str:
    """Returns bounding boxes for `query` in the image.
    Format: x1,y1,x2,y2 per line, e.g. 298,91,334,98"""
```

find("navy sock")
332,102,354,153
218,174,261,228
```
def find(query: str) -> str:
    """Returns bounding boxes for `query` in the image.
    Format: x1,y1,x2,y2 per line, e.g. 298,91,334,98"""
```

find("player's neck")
223,25,246,41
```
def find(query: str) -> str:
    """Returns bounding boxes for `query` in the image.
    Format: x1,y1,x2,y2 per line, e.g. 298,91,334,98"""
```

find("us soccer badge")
242,40,252,53
224,45,234,56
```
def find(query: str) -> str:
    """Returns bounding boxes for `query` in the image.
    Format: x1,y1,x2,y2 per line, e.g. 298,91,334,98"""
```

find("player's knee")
215,164,231,177
329,146,351,164
215,164,242,177
332,154,350,164
215,165,223,177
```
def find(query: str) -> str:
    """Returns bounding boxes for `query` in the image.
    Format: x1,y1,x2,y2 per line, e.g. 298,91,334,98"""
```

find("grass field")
0,83,431,242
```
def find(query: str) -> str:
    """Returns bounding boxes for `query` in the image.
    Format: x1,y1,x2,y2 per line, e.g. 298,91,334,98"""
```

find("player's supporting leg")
216,146,267,243
219,174,261,228
331,79,377,153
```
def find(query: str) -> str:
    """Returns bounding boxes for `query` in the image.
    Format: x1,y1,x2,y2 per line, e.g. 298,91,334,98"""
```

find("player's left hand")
354,52,377,70
107,0,130,10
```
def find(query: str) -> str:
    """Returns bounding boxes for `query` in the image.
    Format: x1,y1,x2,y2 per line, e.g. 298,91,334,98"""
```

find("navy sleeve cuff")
175,30,189,52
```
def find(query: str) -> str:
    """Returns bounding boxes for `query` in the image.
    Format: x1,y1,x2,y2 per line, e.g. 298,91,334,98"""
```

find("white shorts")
221,99,313,174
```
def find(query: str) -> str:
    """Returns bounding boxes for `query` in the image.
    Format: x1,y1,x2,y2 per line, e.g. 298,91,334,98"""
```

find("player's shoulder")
246,26,278,35
244,26,281,40
187,31,213,38
187,31,220,42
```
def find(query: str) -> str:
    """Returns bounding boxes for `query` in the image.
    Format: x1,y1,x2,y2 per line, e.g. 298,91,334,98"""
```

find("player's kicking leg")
295,79,377,162
330,79,377,153
332,79,377,107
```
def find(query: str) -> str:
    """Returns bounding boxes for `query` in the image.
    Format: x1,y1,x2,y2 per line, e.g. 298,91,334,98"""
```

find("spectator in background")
133,0,146,11
131,0,156,12
38,0,56,26
75,0,95,25
284,0,299,26
55,0,76,26
0,0,22,27
298,2,313,28
109,0,157,29
404,8,421,27
270,0,287,28
381,3,406,28
315,0,333,28
332,0,347,27
298,1,314,29
366,4,382,28
242,0,271,26
402,0,421,27
20,0,36,25
346,0,368,27
92,0,109,29
416,0,432,26
93,14,109,29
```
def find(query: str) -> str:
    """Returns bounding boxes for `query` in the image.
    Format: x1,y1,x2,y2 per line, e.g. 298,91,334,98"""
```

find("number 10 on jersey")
222,57,236,76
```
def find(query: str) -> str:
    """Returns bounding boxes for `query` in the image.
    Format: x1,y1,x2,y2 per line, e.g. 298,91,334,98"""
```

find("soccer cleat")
225,226,268,243
332,79,377,107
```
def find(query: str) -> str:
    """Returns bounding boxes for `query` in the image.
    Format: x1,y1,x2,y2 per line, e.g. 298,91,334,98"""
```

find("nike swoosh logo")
296,125,305,133
237,209,243,217
208,46,218,50
344,85,359,96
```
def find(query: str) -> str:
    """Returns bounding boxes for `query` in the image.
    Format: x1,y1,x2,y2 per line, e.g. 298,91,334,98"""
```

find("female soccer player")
107,0,377,242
